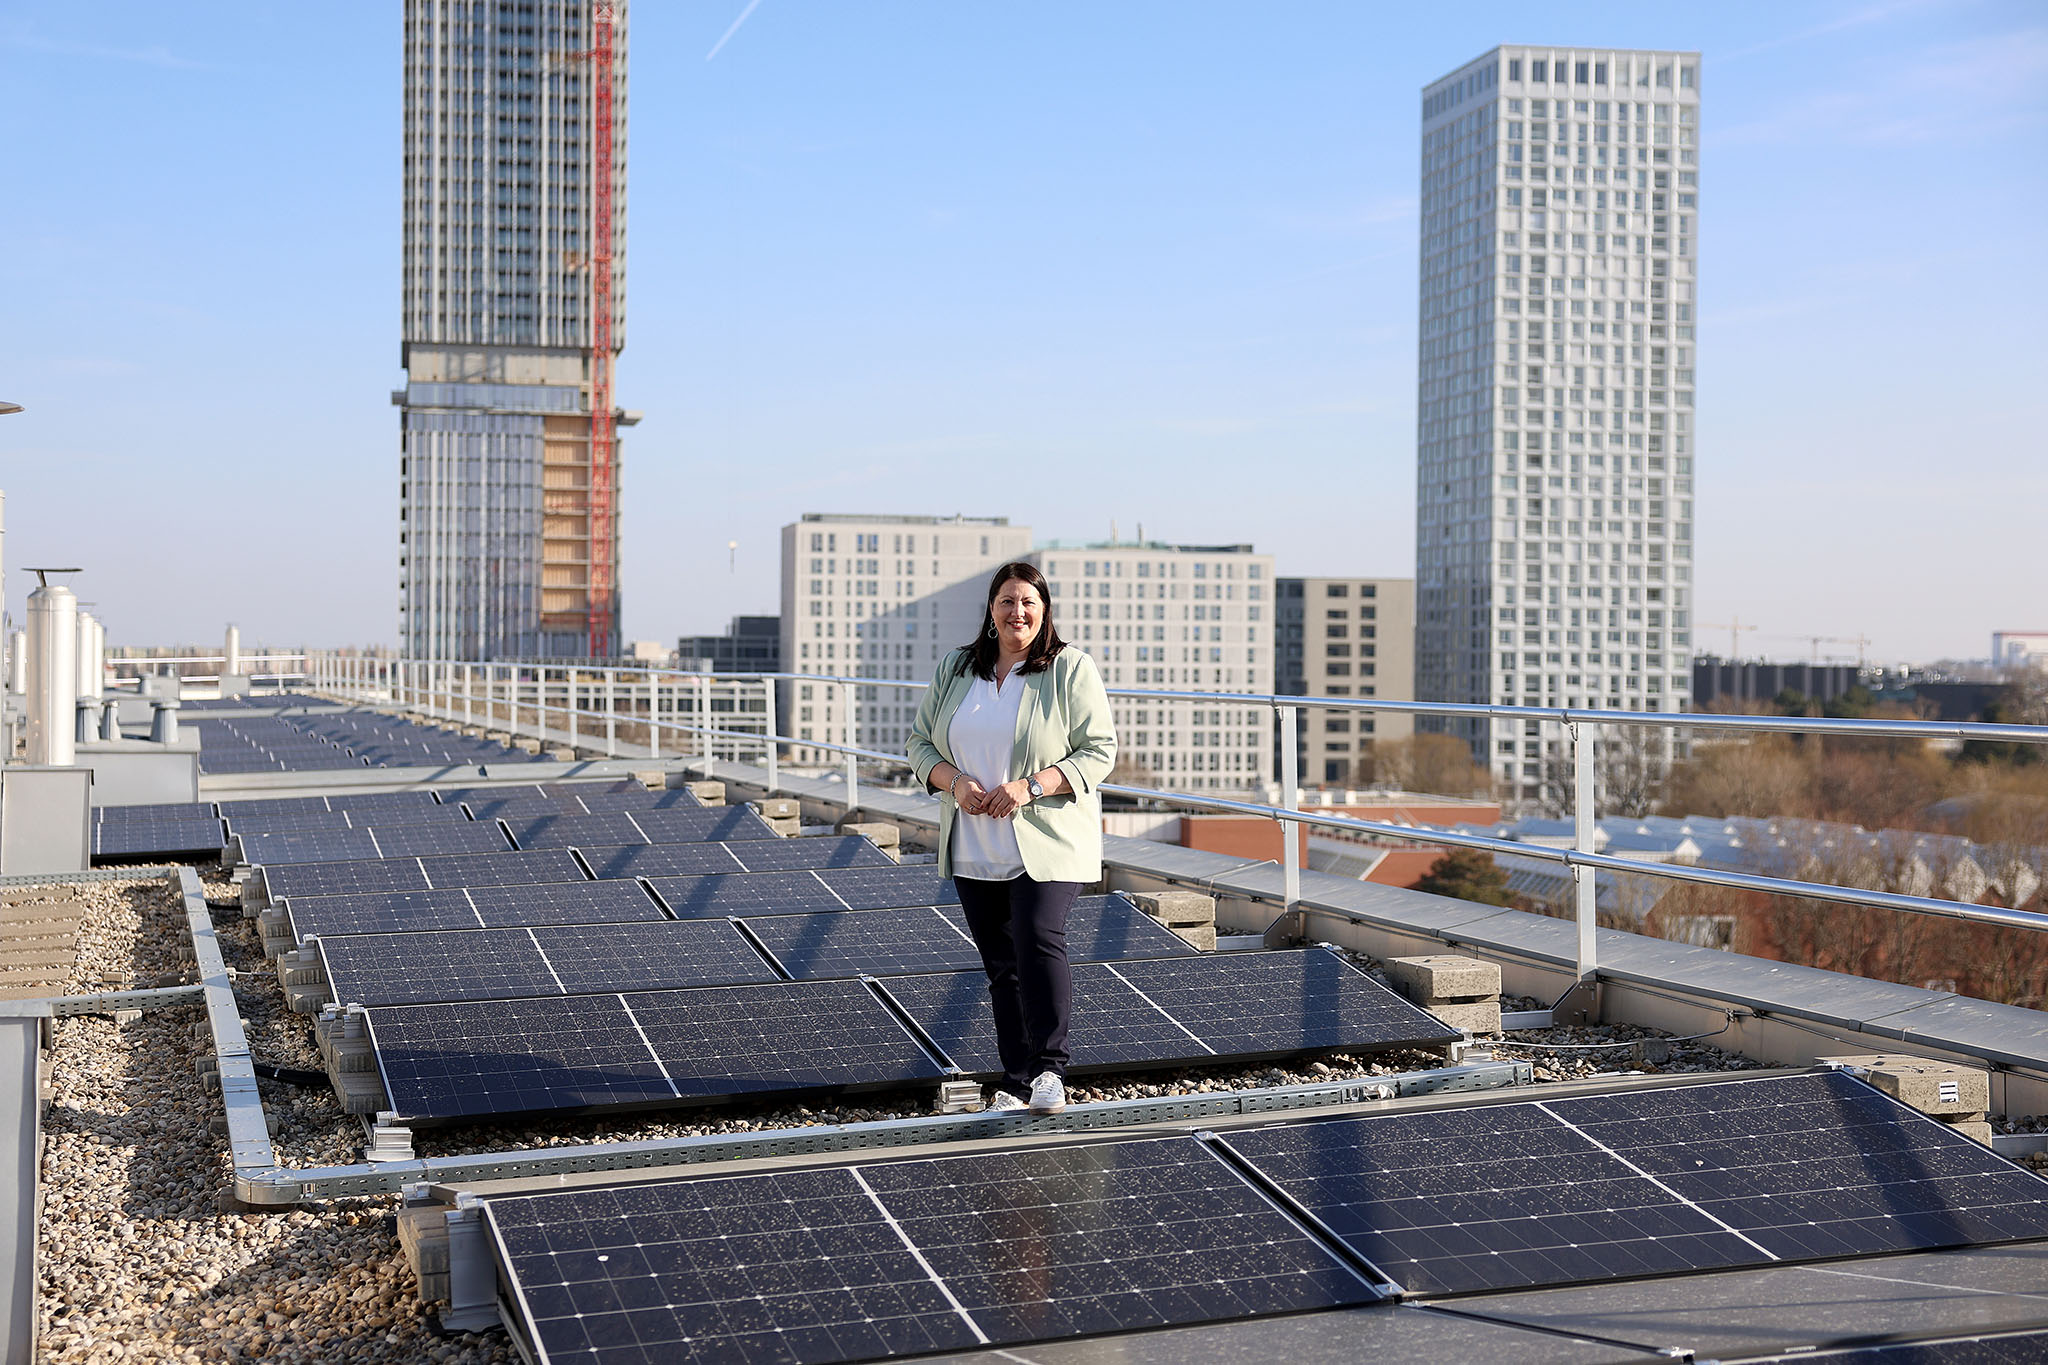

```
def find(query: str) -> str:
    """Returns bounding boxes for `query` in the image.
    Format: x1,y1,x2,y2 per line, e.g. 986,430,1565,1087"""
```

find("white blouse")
946,670,1027,881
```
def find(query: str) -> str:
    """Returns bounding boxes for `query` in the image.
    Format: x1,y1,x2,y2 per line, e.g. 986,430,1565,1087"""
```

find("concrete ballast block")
1942,1118,1994,1146
1384,954,1502,1004
1819,1054,1990,1116
837,820,900,850
1170,924,1218,952
1126,890,1216,928
686,781,726,806
752,798,800,821
1425,1000,1502,1035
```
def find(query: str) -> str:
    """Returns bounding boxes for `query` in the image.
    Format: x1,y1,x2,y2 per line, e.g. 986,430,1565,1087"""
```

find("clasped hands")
951,774,1033,819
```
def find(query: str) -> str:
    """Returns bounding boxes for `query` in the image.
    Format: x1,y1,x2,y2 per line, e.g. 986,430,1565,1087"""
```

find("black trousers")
954,874,1079,1097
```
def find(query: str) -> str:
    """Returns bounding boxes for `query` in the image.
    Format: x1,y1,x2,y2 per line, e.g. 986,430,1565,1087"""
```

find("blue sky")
1,1,2043,665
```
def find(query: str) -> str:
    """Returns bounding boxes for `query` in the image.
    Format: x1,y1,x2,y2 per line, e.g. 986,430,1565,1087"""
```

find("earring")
986,620,998,639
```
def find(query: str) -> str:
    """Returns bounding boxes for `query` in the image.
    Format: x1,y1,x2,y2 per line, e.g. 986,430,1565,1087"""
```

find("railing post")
649,671,662,760
1279,704,1300,913
1564,719,1602,1024
841,679,859,818
762,678,779,792
699,674,713,775
462,663,472,729
604,668,617,758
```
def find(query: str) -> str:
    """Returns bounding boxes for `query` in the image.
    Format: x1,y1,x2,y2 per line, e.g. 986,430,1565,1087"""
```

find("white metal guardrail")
307,654,2048,995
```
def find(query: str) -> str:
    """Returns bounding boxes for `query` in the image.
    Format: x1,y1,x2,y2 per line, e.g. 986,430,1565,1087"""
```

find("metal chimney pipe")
26,578,79,765
224,623,241,678
75,698,97,745
149,699,179,745
76,612,103,701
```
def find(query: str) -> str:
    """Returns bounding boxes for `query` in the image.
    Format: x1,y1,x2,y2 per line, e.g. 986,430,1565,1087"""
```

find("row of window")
1504,57,1696,90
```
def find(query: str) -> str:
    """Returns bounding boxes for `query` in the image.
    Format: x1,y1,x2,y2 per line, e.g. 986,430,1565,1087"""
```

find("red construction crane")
586,1,618,659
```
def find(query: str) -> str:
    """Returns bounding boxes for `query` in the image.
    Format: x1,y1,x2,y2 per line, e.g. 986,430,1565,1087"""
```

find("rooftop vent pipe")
6,629,21,697
224,623,240,678
25,568,82,765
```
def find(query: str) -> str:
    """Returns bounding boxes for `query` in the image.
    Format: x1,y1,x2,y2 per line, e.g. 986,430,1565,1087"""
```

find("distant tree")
1538,725,1660,819
1773,688,1813,716
1962,668,2048,766
1822,684,1876,720
1409,848,1513,906
1362,734,1492,797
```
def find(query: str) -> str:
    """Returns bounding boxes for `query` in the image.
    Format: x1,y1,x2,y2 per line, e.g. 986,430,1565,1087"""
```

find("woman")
907,561,1116,1115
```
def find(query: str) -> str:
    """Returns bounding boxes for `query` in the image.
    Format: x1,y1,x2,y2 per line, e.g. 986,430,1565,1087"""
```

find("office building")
677,616,781,674
1277,577,1416,785
1031,541,1276,794
396,0,634,660
779,514,1031,761
1415,46,1701,803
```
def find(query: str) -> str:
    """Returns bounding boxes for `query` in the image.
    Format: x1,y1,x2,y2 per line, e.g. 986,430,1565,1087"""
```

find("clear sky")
1,1,2042,666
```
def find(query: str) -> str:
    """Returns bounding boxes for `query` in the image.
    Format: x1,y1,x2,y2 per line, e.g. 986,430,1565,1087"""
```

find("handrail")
304,653,2048,989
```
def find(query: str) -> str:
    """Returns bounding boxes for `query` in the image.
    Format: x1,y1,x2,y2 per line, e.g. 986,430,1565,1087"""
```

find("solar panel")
744,906,985,980
565,785,704,811
91,809,225,857
480,1137,1377,1365
621,978,947,1099
258,856,433,903
1216,1071,2048,1298
814,863,959,909
430,784,551,806
321,927,560,1007
878,965,1203,1075
573,842,748,880
221,797,336,821
641,870,852,919
997,893,1199,965
461,879,667,928
464,797,583,822
413,848,590,889
94,801,216,824
326,791,451,814
354,821,511,858
238,829,384,866
370,995,679,1119
629,806,781,844
503,812,651,849
724,834,895,872
1106,950,1462,1055
536,920,781,995
285,888,485,942
224,811,357,836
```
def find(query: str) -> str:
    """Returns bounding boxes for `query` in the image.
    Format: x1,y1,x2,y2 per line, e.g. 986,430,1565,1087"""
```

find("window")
1575,61,1588,84
1532,59,1547,82
1508,58,1522,81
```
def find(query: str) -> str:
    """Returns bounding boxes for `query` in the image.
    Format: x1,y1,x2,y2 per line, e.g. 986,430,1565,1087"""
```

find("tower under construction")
397,0,632,661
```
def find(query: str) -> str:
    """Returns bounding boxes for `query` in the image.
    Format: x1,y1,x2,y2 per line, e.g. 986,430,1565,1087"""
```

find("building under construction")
396,0,633,661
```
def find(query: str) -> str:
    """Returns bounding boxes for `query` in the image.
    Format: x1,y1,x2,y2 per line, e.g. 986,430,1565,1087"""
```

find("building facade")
677,616,781,674
1030,541,1275,795
779,515,1032,762
397,0,632,661
1277,578,1416,786
1414,46,1700,804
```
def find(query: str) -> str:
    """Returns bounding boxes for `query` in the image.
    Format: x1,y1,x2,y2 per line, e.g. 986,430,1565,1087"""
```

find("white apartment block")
1415,46,1700,805
398,0,632,661
1277,578,1416,787
779,515,1032,762
1030,542,1276,795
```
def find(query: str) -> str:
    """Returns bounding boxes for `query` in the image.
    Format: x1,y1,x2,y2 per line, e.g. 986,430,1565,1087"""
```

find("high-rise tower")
397,0,632,661
1415,47,1700,805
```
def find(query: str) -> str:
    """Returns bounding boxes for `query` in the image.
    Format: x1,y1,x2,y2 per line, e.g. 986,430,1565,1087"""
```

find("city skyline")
1,3,2042,664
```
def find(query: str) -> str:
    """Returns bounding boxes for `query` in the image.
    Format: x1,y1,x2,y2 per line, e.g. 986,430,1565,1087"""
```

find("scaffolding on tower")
586,1,618,658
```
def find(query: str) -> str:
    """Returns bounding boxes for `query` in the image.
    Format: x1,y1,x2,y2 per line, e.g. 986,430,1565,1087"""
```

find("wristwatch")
1026,775,1044,801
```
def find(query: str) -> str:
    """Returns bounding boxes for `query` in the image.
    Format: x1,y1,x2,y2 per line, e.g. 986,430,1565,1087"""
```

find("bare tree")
1361,734,1493,797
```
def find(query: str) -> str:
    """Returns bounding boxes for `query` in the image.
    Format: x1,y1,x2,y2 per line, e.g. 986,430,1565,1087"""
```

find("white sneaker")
985,1089,1028,1114
1028,1071,1066,1115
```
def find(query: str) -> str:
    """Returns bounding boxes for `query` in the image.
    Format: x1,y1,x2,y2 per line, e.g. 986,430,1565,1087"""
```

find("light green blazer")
906,646,1118,884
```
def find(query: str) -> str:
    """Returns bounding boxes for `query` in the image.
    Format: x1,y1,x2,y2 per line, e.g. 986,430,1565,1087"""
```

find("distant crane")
1699,618,1757,659
1768,633,1875,667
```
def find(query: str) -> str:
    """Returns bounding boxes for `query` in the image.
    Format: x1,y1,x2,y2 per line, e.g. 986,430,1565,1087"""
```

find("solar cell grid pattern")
371,995,678,1118
743,906,984,981
812,863,959,910
568,786,704,812
621,978,945,1100
286,888,485,943
641,870,850,919
504,813,653,850
259,856,431,903
724,834,895,873
879,964,1202,1075
629,806,780,844
481,1137,1375,1365
325,791,447,813
224,811,357,836
1216,1071,2048,1298
414,848,589,889
92,807,225,857
355,821,512,858
459,879,667,929
573,842,745,881
537,920,781,995
322,927,559,1007
464,798,584,821
238,829,384,866
1107,951,1462,1055
217,797,334,817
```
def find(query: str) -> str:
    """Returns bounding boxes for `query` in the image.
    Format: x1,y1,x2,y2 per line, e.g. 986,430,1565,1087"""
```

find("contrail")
705,0,764,61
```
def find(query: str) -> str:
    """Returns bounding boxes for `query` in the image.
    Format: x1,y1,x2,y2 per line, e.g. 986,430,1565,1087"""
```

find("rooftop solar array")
574,834,890,881
363,948,1454,1120
256,847,588,903
476,1073,2048,1365
480,1137,1380,1364
190,706,545,774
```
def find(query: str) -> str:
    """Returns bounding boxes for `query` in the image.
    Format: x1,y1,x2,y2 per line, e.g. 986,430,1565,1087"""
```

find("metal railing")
308,653,2048,992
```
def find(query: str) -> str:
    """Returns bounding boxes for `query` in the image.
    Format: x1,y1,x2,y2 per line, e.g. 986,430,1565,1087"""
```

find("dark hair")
956,561,1066,680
